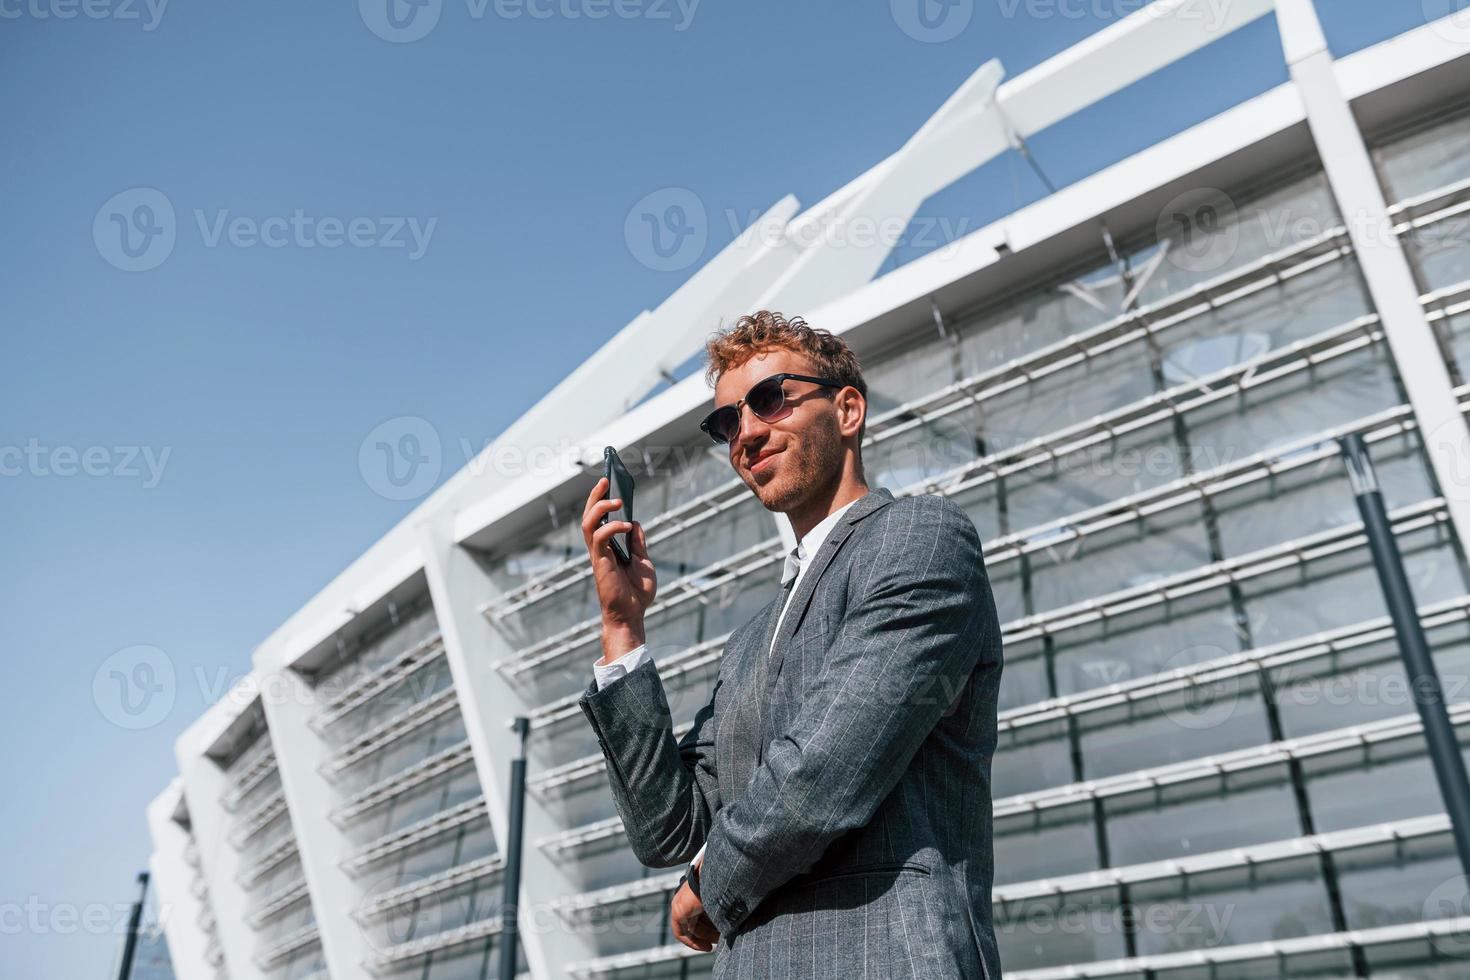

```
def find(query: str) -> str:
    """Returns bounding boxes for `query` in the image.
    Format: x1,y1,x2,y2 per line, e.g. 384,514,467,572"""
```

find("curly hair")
703,310,868,446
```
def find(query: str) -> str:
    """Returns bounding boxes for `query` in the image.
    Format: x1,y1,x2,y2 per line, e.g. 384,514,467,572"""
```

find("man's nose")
731,404,770,456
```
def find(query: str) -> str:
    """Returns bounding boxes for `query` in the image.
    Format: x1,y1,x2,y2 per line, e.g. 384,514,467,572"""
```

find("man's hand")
671,879,720,952
582,476,657,662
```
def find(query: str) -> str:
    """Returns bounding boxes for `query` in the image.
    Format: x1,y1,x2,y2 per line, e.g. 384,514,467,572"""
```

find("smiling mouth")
750,450,781,474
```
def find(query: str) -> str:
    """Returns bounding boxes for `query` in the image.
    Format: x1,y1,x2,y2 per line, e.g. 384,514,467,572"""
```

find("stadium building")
148,1,1470,977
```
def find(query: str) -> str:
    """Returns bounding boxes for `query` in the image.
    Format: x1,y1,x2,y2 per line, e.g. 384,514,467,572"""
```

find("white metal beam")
145,781,213,980
250,662,374,980
174,682,269,980
1277,0,1470,556
416,512,598,979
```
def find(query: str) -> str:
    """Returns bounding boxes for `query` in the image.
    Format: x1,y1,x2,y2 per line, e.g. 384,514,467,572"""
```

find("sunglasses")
699,372,844,445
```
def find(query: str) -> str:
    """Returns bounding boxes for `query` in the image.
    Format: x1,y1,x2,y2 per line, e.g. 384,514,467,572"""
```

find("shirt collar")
781,498,860,587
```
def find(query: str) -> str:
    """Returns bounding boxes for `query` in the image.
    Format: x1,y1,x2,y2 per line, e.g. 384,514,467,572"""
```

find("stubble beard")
747,416,844,516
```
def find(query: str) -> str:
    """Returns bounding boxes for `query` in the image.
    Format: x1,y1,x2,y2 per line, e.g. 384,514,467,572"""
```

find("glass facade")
481,111,1470,979
304,590,524,980
150,35,1470,980
218,706,325,980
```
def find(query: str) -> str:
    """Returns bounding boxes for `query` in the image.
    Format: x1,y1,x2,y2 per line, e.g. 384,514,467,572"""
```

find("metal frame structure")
150,3,1470,978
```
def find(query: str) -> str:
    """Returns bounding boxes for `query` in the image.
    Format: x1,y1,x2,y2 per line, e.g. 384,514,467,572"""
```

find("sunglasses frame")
699,372,845,445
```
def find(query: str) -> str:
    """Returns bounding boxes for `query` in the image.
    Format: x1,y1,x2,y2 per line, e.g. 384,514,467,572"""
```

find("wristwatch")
678,859,702,899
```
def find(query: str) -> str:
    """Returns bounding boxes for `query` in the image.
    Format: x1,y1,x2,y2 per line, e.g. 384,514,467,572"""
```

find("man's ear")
836,387,865,440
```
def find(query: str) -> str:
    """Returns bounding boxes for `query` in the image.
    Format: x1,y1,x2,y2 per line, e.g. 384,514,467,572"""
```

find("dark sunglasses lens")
706,407,739,443
747,378,787,420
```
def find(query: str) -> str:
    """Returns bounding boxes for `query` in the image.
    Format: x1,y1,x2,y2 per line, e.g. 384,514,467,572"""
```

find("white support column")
175,691,270,980
146,782,212,980
416,513,597,980
1277,0,1470,549
252,651,376,980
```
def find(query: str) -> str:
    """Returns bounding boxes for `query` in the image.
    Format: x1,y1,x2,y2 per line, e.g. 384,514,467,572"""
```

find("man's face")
713,349,845,513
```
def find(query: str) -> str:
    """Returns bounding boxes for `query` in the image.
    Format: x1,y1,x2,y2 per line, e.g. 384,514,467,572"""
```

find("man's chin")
749,474,800,513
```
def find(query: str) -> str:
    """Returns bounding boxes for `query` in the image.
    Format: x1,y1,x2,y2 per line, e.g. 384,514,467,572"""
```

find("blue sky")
0,0,1444,975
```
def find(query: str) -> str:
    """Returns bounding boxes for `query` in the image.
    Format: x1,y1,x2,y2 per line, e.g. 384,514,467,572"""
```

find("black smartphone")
602,446,635,563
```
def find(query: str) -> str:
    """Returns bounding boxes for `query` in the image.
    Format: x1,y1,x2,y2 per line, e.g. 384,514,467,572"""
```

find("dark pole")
498,716,530,980
1339,433,1470,877
115,871,149,980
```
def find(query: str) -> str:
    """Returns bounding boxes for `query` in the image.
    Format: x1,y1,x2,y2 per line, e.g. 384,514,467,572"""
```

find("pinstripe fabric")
578,488,1004,978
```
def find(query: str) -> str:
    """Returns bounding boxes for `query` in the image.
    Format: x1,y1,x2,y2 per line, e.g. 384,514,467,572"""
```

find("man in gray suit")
578,311,1004,978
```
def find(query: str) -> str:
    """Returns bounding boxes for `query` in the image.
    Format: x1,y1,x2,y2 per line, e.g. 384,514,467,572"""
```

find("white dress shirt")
592,499,859,685
590,498,861,878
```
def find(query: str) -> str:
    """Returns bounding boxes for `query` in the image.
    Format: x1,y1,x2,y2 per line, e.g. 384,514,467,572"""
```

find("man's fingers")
590,520,632,553
671,913,708,952
581,477,608,535
691,919,719,946
628,520,649,560
581,481,625,540
581,491,622,540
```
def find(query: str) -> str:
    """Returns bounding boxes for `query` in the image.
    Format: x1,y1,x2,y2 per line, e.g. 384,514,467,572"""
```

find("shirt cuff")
592,643,649,690
691,841,706,872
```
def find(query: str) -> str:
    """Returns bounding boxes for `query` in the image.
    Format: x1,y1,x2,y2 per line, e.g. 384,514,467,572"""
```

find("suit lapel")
755,488,895,746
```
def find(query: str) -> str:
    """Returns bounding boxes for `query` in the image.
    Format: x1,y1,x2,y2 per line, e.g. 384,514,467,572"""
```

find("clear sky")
0,0,1444,975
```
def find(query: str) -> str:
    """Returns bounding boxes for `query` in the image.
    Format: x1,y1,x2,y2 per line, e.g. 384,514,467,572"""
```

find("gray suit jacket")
578,487,1004,979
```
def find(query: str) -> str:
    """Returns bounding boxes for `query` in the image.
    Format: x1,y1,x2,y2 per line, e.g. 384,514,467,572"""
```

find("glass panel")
994,802,1100,885
1374,107,1470,204
1334,834,1464,931
1103,764,1301,866
1134,171,1340,307
1126,856,1335,956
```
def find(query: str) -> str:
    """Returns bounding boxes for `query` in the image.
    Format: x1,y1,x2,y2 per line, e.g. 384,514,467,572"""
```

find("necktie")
769,547,800,661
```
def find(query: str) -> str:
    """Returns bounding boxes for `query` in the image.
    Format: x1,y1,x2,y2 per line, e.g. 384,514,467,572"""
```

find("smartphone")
602,446,636,563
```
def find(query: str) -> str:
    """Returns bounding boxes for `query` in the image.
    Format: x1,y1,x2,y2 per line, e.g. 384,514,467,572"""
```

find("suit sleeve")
695,497,996,936
578,652,724,868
